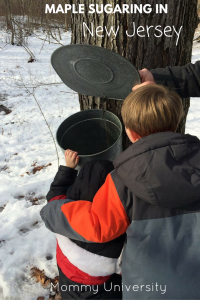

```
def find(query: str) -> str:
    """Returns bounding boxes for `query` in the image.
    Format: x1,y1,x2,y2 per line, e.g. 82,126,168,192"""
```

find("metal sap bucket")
56,109,122,169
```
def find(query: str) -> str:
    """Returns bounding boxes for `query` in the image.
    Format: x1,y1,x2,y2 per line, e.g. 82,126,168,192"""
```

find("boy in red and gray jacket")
41,85,200,299
46,152,125,299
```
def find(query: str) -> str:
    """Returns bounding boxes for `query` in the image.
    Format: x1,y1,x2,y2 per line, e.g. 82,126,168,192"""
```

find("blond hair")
121,85,184,137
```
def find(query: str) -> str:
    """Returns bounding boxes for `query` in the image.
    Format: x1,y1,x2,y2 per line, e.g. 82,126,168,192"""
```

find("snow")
0,26,200,300
185,43,200,137
0,29,79,300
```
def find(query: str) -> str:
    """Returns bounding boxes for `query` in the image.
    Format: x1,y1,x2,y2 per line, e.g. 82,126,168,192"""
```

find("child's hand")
65,150,79,169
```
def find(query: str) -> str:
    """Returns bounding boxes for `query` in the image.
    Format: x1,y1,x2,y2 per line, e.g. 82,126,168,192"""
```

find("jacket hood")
67,160,114,202
114,132,200,208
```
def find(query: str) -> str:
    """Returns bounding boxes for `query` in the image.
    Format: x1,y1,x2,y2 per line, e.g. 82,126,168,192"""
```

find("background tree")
0,0,71,45
70,0,198,149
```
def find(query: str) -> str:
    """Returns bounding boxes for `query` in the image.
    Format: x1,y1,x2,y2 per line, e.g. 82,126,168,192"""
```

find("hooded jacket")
45,160,125,286
41,131,200,299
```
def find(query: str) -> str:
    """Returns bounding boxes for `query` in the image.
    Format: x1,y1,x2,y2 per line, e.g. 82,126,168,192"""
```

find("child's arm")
46,150,79,202
41,172,131,243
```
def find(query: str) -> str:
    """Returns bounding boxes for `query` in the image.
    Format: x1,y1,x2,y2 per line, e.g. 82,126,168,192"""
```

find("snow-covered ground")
0,27,200,300
0,29,79,300
185,43,200,137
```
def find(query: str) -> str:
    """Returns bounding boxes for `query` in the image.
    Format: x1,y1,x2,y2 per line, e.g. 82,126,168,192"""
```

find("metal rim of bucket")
56,109,122,157
60,118,121,157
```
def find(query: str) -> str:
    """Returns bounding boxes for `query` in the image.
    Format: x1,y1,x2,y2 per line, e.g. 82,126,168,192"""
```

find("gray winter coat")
41,131,200,299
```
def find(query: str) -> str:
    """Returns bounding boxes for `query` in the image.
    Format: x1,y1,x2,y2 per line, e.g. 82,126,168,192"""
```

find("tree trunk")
4,0,15,45
70,0,198,149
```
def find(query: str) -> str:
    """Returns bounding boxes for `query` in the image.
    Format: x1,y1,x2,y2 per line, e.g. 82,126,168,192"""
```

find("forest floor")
0,27,200,300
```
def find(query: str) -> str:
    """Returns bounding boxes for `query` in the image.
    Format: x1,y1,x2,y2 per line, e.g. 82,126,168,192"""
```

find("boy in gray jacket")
41,84,200,299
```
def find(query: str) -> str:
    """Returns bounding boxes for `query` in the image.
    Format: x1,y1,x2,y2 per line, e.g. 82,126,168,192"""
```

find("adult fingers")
132,81,156,91
139,68,155,83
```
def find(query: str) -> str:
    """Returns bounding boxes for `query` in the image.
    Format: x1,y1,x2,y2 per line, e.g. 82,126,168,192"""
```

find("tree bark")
4,0,15,45
70,0,198,149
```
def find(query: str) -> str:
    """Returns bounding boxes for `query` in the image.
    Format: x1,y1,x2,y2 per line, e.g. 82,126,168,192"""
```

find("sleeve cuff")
59,165,78,177
150,67,177,91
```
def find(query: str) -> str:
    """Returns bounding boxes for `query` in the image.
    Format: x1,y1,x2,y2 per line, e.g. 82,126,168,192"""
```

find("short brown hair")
121,85,184,137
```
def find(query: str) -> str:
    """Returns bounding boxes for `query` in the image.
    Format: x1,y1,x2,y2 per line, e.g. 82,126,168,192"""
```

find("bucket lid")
51,44,141,100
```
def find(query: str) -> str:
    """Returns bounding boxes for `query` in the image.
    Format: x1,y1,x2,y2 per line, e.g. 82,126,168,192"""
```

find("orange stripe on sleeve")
61,173,130,243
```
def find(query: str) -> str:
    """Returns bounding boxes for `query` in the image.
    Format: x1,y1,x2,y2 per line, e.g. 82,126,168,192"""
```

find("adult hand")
65,149,79,169
132,68,156,91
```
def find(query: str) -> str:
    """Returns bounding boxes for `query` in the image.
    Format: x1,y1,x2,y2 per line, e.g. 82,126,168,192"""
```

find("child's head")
121,85,184,142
